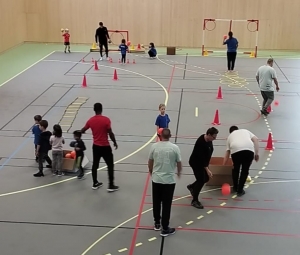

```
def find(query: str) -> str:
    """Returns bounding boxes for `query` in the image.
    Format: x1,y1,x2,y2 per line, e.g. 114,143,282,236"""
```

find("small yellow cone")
204,50,208,56
249,52,255,58
92,42,97,49
130,44,135,50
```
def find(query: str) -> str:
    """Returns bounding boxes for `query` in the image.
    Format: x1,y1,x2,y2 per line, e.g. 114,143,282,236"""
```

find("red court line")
144,202,300,213
128,174,151,255
138,226,300,238
145,195,296,203
129,64,176,255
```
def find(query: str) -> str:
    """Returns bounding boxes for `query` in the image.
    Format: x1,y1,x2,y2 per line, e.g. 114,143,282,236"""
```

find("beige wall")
1,0,300,52
0,0,26,53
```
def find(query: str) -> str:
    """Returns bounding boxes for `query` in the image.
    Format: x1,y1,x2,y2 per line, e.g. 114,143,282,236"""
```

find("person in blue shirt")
119,39,128,64
155,104,170,141
148,42,157,58
32,115,42,162
223,31,238,71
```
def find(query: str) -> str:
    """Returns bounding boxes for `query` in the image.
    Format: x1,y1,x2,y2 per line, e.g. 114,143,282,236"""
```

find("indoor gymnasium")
1,0,300,254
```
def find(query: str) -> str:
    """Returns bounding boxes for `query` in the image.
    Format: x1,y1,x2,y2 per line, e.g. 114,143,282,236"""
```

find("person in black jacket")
187,127,219,209
34,120,52,177
95,22,111,61
70,130,86,179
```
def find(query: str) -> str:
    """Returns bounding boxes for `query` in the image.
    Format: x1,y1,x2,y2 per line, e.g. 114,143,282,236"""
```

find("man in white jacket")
223,126,259,197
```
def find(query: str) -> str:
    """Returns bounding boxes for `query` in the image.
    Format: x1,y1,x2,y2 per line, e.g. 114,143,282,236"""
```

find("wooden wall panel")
0,0,26,53
24,0,300,50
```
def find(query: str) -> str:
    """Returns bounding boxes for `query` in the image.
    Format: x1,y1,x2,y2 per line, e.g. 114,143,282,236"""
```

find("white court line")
0,51,55,88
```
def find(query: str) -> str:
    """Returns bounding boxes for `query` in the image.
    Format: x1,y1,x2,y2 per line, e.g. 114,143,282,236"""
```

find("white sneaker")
100,57,103,61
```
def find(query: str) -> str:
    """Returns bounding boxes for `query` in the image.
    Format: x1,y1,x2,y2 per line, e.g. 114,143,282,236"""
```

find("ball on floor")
274,100,279,106
222,183,231,196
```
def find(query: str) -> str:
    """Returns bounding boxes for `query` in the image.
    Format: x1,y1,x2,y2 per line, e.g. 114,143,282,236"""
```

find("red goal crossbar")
108,30,129,45
202,19,259,57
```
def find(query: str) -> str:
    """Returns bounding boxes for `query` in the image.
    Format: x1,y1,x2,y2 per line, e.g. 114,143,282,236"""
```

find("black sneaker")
154,223,161,231
191,201,204,209
92,182,103,190
160,227,176,237
107,185,119,192
77,174,85,180
68,49,71,53
237,190,246,197
260,110,269,116
187,184,194,196
33,172,44,177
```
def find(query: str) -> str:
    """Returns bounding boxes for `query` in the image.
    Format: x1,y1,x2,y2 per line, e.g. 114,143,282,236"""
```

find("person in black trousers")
70,130,86,180
95,22,111,61
81,103,119,192
187,127,219,209
34,120,52,177
223,126,260,196
148,128,182,237
223,31,238,71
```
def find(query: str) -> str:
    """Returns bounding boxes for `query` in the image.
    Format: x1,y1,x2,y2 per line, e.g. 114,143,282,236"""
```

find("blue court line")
0,85,76,171
0,51,90,171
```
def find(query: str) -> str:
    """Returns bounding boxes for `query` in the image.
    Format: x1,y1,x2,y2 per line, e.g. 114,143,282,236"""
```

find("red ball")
157,128,163,136
222,183,231,196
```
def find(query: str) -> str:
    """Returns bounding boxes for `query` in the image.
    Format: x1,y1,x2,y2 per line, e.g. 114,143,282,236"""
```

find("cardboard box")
206,157,233,186
50,150,89,172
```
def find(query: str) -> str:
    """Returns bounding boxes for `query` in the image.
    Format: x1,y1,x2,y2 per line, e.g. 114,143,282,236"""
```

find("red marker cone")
91,58,94,63
113,69,118,80
82,75,87,88
118,59,121,63
137,43,141,49
265,133,274,150
94,61,99,70
267,105,272,113
109,57,113,63
216,86,223,99
127,59,130,64
212,110,220,125
133,59,136,64
81,58,85,62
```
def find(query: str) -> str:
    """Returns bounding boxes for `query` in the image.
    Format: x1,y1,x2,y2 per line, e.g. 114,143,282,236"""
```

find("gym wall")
1,0,300,53
0,0,26,53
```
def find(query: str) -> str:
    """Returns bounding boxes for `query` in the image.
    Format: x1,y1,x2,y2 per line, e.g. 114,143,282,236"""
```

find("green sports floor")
1,42,300,86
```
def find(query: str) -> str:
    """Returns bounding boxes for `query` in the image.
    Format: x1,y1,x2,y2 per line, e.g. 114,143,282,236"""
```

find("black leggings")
99,41,109,57
76,153,84,175
92,145,114,185
227,52,237,71
231,150,254,193
190,166,209,202
121,54,126,63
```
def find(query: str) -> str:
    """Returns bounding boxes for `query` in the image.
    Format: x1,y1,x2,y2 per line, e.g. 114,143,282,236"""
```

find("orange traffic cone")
82,75,87,88
212,110,220,125
94,61,99,70
133,59,136,64
113,69,118,80
216,86,223,99
265,133,274,150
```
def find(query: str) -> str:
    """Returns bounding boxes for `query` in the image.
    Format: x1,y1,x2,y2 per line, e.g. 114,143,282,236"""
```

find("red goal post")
202,19,259,57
